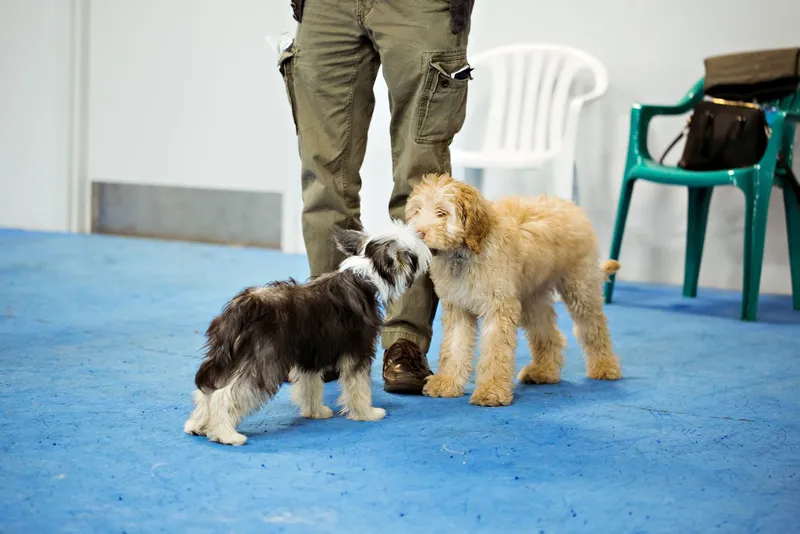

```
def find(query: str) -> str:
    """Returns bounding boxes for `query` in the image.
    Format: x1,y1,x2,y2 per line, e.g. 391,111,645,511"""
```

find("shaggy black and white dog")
183,221,432,445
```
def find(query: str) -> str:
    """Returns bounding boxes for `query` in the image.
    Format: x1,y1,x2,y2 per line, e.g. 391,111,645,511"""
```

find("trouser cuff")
380,328,431,355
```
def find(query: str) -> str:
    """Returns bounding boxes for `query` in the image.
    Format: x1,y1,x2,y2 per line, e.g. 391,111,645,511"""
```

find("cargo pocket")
278,45,299,135
415,54,471,144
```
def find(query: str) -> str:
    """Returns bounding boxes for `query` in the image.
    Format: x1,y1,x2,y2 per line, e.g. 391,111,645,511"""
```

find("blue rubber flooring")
1,229,799,534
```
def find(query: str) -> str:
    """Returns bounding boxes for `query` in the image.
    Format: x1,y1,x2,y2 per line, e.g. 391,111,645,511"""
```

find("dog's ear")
333,228,367,257
452,182,490,255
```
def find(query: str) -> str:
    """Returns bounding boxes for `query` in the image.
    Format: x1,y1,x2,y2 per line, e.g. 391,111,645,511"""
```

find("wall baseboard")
91,182,282,249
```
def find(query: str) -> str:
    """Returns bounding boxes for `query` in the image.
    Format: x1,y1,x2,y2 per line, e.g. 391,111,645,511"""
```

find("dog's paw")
469,383,513,407
587,357,622,380
208,431,248,446
183,418,206,436
423,374,465,398
346,407,386,422
365,407,387,421
518,363,561,385
303,405,334,420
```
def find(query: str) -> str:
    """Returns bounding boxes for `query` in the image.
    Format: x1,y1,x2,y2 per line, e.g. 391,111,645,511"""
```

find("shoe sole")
383,379,425,395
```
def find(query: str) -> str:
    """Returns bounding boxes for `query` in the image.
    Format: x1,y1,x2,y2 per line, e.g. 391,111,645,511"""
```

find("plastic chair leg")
741,175,772,321
782,185,800,311
682,187,713,298
604,177,635,303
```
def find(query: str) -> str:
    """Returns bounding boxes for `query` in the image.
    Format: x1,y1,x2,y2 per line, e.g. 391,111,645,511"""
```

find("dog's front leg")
423,302,477,398
337,356,386,421
470,300,521,407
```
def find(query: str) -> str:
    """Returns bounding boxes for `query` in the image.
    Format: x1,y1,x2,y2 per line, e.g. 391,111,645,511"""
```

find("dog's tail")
195,284,291,394
600,259,621,282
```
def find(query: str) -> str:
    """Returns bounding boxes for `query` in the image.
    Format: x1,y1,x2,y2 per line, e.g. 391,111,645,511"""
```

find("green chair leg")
605,177,636,303
683,187,713,298
782,185,800,310
741,174,773,321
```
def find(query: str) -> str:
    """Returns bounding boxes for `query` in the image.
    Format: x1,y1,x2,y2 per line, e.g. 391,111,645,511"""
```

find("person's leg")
280,0,379,277
278,0,378,382
365,0,472,393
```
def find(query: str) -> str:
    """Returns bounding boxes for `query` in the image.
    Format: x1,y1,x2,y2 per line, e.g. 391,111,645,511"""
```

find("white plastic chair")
453,43,608,202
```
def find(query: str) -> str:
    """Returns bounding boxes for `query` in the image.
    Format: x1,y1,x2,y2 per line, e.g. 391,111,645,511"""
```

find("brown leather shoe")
383,339,433,395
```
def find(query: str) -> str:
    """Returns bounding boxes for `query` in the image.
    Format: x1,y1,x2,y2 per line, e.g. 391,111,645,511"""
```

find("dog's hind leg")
205,373,275,446
184,389,211,435
558,263,622,381
518,294,566,385
337,356,385,421
289,367,333,419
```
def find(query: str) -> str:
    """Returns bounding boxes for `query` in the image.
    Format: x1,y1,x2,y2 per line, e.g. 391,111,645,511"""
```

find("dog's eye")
436,208,448,218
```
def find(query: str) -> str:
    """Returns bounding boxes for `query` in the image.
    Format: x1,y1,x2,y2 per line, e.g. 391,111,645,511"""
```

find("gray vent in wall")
91,182,282,249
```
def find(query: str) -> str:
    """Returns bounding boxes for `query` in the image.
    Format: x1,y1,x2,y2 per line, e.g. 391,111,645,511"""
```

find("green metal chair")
604,78,800,321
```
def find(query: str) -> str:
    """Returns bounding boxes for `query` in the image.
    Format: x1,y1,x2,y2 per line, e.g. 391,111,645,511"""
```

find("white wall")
2,0,799,294
87,0,300,247
0,0,73,232
88,0,296,195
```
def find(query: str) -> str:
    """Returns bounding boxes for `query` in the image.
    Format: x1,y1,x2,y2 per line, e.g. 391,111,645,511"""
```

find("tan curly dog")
406,173,622,407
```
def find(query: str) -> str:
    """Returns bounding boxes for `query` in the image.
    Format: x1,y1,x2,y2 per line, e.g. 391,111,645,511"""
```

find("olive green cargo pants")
278,0,471,354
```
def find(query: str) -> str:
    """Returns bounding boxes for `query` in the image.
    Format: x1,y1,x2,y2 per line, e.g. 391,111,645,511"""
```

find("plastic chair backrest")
469,43,608,158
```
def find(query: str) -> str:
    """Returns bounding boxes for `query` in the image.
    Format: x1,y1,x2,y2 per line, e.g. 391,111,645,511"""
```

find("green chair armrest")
637,78,705,117
670,77,706,111
630,78,705,160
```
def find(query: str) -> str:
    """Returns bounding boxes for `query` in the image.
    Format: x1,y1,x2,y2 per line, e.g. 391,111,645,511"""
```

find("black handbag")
659,97,800,204
660,98,768,171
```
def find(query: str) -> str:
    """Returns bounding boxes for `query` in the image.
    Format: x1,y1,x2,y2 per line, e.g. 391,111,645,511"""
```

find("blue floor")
1,229,799,534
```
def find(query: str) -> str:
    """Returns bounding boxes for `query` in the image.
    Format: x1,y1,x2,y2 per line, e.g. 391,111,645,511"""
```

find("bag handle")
659,130,685,164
